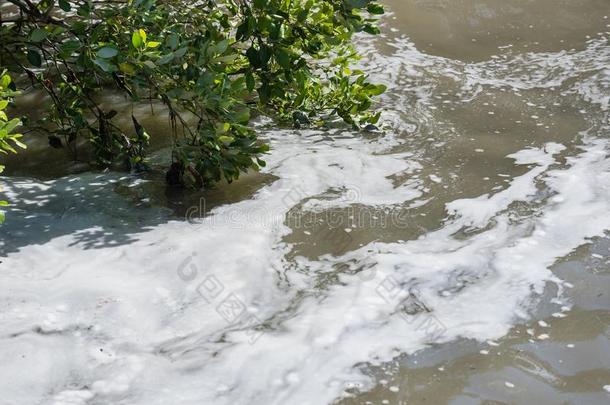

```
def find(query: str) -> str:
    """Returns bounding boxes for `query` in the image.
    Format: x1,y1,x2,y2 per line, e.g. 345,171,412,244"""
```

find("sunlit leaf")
132,31,142,49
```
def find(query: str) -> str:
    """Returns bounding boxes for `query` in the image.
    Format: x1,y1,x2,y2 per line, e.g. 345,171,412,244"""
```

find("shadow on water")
0,169,277,257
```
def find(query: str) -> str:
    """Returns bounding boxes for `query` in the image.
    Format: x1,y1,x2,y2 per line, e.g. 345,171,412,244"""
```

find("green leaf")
246,47,259,68
27,50,42,67
276,48,291,69
259,45,271,66
30,29,48,43
119,62,136,75
157,53,175,65
0,74,11,89
0,0,386,191
245,72,255,91
196,72,214,90
135,0,154,9
12,137,26,149
70,21,87,35
93,58,115,72
362,24,381,35
369,111,381,124
167,33,179,49
232,108,250,124
366,3,384,14
77,2,91,17
58,0,71,12
367,83,386,95
211,39,229,55
297,9,308,22
218,135,234,144
97,47,118,58
132,31,142,49
173,47,188,58
59,40,81,56
4,118,21,134
236,21,250,41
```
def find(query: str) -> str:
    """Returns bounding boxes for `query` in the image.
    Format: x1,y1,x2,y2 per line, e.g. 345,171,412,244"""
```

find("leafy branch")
0,0,386,189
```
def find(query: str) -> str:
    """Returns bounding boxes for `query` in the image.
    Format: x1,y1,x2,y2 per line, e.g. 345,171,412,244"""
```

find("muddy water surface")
1,1,610,405
337,1,610,403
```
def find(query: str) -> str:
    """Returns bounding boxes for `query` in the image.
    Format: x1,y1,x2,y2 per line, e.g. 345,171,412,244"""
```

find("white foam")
3,132,609,405
447,142,565,227
2,21,610,405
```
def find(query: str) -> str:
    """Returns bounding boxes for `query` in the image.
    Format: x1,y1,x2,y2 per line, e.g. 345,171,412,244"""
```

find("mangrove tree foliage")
0,0,385,188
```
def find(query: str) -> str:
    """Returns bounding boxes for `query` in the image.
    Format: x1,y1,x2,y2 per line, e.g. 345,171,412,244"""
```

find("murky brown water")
1,1,609,404
336,1,610,403
386,0,610,61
